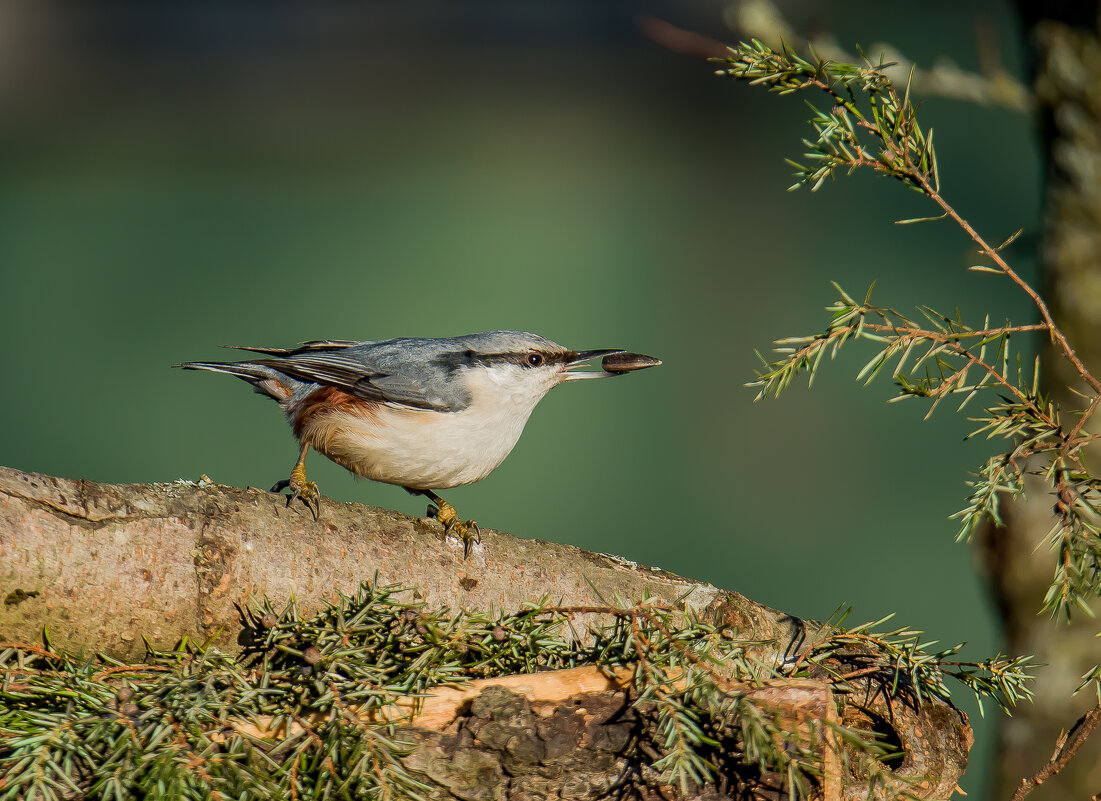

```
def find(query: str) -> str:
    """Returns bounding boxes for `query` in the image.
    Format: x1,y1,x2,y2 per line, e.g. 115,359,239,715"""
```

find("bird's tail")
175,360,296,403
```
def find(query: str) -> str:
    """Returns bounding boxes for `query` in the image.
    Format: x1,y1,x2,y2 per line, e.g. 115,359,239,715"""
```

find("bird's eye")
526,353,544,367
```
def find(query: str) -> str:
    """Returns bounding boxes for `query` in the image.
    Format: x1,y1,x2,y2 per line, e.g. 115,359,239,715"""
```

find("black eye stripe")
463,351,571,368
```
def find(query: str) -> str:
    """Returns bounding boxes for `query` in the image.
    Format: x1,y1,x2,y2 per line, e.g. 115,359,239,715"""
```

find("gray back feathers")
177,331,569,413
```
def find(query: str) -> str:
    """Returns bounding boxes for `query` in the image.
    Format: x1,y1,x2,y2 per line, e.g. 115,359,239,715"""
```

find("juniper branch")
719,39,1101,621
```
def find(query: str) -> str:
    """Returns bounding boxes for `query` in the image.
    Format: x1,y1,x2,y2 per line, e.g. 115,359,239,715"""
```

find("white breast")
298,365,556,490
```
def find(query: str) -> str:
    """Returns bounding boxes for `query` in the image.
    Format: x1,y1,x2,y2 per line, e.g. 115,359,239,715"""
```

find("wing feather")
250,353,454,411
223,340,361,357
216,339,471,412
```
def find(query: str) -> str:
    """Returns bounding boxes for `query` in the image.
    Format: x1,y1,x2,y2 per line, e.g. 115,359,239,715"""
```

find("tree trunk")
0,464,970,799
982,5,1101,799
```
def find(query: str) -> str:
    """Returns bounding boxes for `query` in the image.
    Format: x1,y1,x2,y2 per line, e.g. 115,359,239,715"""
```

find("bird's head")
450,331,658,409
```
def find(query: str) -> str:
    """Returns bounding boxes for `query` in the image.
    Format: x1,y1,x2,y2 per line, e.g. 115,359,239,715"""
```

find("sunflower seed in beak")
601,352,662,373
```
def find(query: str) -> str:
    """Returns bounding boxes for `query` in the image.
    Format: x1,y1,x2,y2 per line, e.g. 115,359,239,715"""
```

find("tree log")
0,465,971,798
0,465,729,659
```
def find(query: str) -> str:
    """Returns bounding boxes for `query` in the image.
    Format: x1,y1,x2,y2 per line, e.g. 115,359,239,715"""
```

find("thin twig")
0,642,63,661
92,664,171,682
1009,702,1101,801
774,318,1056,428
916,172,1101,397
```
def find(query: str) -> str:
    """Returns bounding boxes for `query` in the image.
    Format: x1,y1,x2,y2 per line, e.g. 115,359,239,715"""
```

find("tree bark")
0,465,970,799
0,465,731,659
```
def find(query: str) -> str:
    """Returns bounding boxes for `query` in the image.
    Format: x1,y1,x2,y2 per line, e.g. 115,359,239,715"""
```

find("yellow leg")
270,443,321,520
421,490,480,556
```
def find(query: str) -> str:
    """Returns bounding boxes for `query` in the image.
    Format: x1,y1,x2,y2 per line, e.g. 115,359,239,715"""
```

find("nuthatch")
176,331,660,549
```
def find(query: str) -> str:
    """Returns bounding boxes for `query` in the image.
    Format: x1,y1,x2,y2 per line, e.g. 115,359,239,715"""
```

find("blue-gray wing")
240,341,466,411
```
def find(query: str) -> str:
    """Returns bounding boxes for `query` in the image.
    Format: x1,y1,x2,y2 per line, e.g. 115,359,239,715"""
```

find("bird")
176,331,660,550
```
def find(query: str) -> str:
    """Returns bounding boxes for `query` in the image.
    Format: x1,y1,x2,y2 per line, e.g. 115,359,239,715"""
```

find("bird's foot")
430,500,480,557
271,463,321,520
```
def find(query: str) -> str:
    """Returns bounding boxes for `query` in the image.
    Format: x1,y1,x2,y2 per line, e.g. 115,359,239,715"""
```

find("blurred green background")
0,1,1037,796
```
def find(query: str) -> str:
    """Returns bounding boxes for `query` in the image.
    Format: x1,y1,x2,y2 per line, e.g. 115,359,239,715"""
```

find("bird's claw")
290,481,322,520
430,501,480,557
271,466,321,520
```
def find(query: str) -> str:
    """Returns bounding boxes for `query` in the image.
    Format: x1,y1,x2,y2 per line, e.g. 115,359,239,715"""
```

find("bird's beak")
562,349,625,380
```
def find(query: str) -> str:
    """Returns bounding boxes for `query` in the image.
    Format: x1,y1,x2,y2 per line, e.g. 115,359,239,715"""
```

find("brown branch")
777,318,1057,428
92,664,170,682
855,80,1100,410
1010,701,1101,801
0,643,61,661
796,65,1100,402
737,43,1097,421
915,172,1101,397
